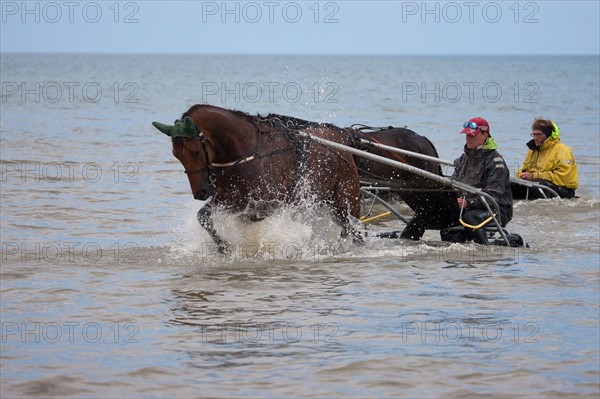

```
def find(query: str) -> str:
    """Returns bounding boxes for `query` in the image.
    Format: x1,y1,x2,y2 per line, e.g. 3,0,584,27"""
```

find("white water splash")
165,197,362,264
163,197,519,267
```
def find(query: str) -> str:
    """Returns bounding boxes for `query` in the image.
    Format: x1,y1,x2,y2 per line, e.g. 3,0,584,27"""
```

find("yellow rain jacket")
517,136,578,189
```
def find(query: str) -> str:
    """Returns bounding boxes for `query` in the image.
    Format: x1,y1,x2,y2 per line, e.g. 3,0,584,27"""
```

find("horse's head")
152,117,216,200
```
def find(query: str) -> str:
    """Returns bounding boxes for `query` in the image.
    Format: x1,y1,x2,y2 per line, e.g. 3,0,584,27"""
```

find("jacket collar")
463,145,493,158
527,137,559,151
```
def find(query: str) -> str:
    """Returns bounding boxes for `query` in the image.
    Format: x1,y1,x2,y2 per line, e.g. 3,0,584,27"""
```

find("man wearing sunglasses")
516,118,578,199
441,117,513,245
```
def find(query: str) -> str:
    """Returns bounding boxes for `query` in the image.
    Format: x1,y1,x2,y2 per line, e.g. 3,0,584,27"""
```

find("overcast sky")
1,1,599,55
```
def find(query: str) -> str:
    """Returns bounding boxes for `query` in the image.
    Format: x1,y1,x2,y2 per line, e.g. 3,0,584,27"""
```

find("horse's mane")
180,104,344,132
181,104,253,120
263,113,343,131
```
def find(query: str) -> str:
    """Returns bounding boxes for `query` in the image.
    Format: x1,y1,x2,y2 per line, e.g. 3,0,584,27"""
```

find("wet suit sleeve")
466,155,509,212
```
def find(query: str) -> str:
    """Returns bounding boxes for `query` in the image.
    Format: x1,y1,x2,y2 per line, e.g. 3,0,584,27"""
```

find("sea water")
1,53,599,397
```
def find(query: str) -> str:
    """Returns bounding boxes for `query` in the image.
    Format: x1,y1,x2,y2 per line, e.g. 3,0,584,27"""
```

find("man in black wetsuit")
441,117,513,245
399,117,513,245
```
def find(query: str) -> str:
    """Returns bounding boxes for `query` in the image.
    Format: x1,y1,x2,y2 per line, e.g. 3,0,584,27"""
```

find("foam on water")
164,198,356,264
160,195,533,268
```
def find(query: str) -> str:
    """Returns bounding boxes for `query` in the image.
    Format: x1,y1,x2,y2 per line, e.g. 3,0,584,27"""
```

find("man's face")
465,129,488,149
531,130,547,147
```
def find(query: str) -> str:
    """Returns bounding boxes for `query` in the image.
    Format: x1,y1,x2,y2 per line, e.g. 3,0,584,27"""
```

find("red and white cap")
461,117,490,137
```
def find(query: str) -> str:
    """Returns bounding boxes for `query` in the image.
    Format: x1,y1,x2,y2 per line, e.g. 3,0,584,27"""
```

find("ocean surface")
1,53,599,398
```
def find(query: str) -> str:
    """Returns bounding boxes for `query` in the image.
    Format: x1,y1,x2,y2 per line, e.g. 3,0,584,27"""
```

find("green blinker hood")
152,116,199,138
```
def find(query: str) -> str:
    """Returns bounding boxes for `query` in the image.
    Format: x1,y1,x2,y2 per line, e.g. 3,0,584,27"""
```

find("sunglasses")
463,121,489,132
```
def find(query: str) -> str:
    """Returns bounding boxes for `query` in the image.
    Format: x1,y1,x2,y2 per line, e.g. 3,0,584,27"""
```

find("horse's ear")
176,117,200,138
152,121,173,137
183,116,195,129
153,117,199,138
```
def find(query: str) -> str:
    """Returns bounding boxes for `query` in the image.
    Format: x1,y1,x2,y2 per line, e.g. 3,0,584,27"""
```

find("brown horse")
152,104,362,252
351,126,460,240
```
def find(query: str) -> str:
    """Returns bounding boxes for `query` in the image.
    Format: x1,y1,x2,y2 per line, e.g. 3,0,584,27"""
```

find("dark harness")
181,116,311,196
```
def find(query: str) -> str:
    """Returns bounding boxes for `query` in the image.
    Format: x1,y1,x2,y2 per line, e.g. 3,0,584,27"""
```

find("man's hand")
519,171,534,180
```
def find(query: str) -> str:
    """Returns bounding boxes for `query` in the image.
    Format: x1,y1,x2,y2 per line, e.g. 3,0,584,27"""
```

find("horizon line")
2,51,599,57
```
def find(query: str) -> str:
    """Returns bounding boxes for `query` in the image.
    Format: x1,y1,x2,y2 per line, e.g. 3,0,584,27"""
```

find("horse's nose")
194,188,210,201
194,191,205,201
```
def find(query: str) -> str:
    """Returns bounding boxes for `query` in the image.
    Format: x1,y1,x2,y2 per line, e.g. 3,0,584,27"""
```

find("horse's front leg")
332,201,364,244
340,217,364,244
197,204,229,253
332,183,364,245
